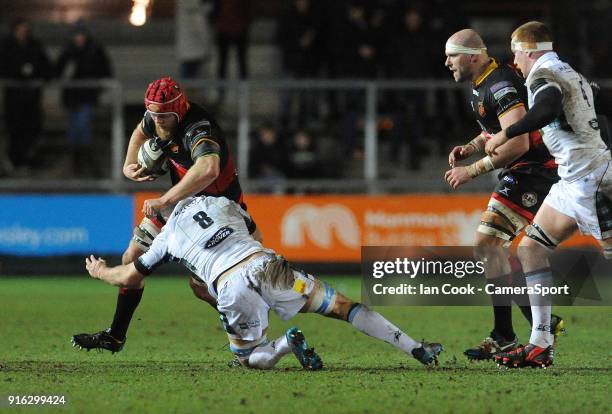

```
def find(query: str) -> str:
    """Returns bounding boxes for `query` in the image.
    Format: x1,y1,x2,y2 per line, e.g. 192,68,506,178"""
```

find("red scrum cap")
144,76,189,121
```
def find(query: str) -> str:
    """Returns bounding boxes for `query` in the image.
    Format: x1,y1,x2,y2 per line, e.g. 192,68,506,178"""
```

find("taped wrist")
465,156,495,178
466,135,486,153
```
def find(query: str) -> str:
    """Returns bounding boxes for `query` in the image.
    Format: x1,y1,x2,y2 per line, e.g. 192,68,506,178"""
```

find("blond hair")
511,21,553,44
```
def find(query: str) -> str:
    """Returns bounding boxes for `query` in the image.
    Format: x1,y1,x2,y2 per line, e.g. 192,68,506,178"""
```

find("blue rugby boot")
285,327,323,370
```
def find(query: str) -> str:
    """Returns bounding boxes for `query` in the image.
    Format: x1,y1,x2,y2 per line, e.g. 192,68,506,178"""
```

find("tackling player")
72,77,259,353
80,196,444,369
485,21,612,368
443,29,563,361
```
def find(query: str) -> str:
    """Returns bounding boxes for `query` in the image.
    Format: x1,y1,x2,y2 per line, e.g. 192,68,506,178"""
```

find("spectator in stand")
371,0,402,79
277,0,323,129
586,1,611,78
278,0,321,79
333,1,377,159
287,129,320,179
212,0,254,80
334,1,377,79
0,19,50,175
249,123,289,179
175,0,214,79
391,4,432,170
55,22,113,177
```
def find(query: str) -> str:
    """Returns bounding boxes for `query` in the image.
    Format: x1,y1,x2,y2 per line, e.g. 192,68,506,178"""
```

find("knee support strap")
132,217,162,252
305,278,337,315
525,223,559,250
477,206,522,247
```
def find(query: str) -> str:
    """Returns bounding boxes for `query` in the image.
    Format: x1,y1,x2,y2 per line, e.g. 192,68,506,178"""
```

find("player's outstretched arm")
85,255,144,288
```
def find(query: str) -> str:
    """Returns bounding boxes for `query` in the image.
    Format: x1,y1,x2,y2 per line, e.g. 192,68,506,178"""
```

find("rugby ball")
137,139,169,177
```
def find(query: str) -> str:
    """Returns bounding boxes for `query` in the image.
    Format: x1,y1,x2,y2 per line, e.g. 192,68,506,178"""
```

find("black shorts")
492,167,559,221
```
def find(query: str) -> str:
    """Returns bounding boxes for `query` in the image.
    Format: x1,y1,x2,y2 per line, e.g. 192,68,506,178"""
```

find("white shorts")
216,254,310,342
543,160,612,240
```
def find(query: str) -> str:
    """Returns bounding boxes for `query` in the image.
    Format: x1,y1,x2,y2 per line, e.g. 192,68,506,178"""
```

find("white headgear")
445,41,486,55
511,40,553,52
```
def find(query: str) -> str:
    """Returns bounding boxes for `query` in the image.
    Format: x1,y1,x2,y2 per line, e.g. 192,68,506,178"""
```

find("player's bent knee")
329,293,354,321
473,234,507,260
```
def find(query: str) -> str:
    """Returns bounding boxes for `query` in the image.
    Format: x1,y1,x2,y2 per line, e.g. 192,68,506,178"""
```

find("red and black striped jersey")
471,59,557,172
141,102,243,205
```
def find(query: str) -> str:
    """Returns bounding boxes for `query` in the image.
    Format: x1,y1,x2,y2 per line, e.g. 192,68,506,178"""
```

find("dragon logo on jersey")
478,101,486,117
205,226,234,248
521,192,538,208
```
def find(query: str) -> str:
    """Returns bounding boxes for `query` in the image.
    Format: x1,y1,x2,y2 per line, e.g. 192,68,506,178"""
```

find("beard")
155,124,174,140
455,68,470,83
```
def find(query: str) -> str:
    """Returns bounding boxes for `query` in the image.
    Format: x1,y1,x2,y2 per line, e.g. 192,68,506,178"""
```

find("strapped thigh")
303,277,337,315
132,216,164,252
477,198,529,247
525,222,559,250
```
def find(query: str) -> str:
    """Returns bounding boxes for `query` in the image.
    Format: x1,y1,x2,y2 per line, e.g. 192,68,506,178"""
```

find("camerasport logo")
205,226,234,248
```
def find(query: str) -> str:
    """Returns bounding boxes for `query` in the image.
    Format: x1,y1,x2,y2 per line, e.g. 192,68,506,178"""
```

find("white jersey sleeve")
526,52,610,181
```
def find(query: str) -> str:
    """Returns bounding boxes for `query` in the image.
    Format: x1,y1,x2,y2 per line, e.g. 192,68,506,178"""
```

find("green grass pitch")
1,276,610,413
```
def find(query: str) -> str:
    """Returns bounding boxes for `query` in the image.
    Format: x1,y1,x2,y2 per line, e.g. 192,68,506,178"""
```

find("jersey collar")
473,59,498,87
526,51,559,86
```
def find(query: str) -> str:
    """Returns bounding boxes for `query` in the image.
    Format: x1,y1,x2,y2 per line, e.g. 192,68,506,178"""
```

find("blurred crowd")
250,0,611,178
0,19,112,177
256,0,469,175
0,0,610,180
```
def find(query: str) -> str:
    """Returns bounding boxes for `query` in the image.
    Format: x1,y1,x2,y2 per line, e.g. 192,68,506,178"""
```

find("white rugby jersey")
526,52,610,182
135,196,269,298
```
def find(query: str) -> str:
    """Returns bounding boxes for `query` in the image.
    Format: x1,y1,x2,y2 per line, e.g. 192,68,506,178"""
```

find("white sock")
526,269,554,348
247,335,292,369
348,304,419,354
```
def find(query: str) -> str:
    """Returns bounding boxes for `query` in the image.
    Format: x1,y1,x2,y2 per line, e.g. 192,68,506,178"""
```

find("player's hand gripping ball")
137,139,169,178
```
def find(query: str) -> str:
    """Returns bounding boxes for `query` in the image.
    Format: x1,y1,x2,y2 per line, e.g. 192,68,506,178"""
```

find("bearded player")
485,21,612,368
83,195,444,369
72,76,259,353
443,29,564,361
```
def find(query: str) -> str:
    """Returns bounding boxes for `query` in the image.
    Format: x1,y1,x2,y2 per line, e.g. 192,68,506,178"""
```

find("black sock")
109,287,144,340
490,274,515,340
